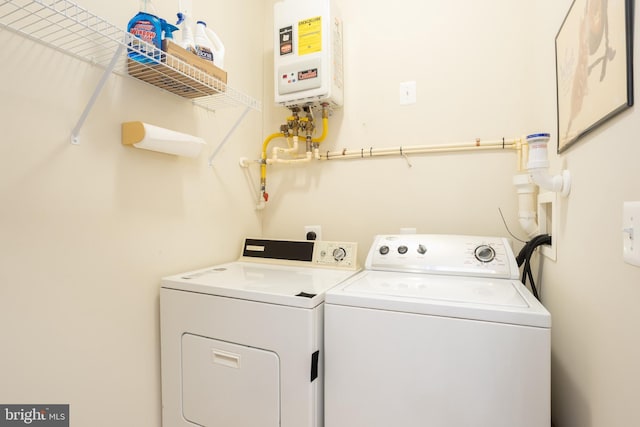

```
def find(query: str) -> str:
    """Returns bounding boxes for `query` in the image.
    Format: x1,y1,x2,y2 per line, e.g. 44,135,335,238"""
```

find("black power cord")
516,234,552,300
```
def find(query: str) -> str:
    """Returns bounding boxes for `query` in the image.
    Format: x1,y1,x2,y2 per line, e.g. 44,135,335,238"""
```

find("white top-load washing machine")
160,238,358,427
324,234,551,427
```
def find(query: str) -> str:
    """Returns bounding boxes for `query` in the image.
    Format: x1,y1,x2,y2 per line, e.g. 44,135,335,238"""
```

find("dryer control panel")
241,238,358,270
365,234,519,279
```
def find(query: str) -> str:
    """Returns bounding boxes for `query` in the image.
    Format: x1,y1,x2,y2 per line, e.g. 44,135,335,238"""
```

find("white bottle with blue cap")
194,20,225,69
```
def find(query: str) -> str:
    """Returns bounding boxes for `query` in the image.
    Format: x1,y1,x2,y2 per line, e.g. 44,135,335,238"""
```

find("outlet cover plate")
304,225,322,241
399,81,417,105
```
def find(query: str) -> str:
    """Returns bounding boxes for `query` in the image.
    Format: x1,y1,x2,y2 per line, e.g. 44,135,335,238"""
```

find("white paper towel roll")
121,121,206,157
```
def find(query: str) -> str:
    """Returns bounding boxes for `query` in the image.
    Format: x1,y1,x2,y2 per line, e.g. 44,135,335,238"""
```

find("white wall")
260,1,640,427
0,0,263,425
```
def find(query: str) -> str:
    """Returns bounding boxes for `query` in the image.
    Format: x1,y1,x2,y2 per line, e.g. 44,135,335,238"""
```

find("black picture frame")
555,0,634,153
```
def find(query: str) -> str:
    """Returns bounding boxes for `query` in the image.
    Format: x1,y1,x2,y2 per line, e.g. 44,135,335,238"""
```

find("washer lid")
161,261,359,308
325,271,551,328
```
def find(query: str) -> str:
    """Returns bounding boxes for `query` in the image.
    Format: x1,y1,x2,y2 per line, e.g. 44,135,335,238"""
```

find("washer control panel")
366,234,519,279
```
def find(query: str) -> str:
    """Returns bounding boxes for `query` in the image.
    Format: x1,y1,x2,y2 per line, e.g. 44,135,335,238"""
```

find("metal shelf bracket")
208,105,252,166
71,44,125,145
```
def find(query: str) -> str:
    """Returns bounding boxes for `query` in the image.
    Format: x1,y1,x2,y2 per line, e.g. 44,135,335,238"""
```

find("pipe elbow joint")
529,167,571,197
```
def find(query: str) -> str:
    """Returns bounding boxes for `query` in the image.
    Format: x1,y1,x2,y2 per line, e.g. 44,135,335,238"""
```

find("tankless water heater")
274,0,343,108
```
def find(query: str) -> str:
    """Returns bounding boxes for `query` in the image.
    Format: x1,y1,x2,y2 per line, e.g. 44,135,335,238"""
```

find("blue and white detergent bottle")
127,0,163,63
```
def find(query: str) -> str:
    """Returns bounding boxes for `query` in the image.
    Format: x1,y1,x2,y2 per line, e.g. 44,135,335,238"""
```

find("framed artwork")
555,0,634,153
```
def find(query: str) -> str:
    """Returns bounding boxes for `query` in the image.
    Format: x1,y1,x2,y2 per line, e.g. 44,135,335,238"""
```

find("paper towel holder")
121,121,206,158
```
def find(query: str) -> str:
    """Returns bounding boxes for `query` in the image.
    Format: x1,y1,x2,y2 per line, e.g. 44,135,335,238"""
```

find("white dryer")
324,234,550,427
160,238,358,427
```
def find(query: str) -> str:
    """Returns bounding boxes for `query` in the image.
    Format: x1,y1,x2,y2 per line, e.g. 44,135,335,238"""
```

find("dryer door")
182,334,280,426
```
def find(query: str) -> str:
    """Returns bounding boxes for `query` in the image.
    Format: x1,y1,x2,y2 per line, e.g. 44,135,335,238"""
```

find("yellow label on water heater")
298,16,322,55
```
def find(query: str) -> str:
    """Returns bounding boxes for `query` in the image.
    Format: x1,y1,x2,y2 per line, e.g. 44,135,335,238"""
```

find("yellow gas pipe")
312,103,329,143
259,105,329,204
260,132,284,202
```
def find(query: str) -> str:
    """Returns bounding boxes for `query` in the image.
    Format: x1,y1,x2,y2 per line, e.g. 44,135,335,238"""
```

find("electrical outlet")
304,225,322,241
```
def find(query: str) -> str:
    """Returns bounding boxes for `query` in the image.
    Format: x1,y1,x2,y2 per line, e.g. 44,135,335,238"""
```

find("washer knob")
398,245,408,254
474,245,496,263
333,247,347,262
379,245,390,255
417,244,427,255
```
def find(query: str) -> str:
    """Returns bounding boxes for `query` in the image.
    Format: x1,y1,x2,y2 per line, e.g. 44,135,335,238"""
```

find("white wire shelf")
0,0,262,113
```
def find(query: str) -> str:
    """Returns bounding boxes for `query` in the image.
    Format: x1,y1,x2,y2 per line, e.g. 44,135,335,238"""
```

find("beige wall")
0,0,263,425
2,0,640,426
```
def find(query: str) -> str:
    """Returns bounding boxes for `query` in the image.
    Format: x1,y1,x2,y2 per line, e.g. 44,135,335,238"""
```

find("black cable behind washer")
516,234,552,300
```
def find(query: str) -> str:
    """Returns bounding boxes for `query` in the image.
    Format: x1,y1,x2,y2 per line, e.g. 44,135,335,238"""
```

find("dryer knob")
474,245,496,263
379,245,390,255
417,244,427,255
398,245,408,255
333,247,347,262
